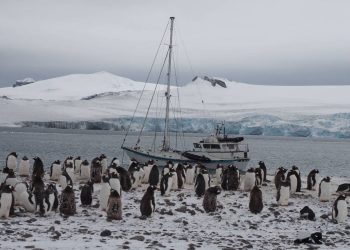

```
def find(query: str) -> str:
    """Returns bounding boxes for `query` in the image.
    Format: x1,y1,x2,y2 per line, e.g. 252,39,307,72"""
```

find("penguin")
300,206,316,221
116,166,132,192
258,161,267,182
148,164,160,186
65,162,75,184
307,169,319,190
91,157,102,183
18,188,36,212
140,185,157,217
274,167,287,190
294,232,323,245
59,185,76,216
291,165,301,192
160,172,173,196
142,160,154,184
185,164,195,185
249,185,263,214
0,185,14,218
31,175,45,215
201,168,211,190
215,164,223,186
244,168,256,191
332,194,348,223
63,156,74,170
74,156,82,174
110,157,120,166
128,164,143,189
222,165,240,191
13,181,29,205
318,176,331,202
50,160,61,181
1,166,10,183
99,175,111,211
5,169,18,187
80,160,91,181
255,167,263,187
287,169,298,194
80,180,94,206
108,163,118,176
106,189,122,221
6,152,17,170
32,157,44,179
44,183,58,213
59,170,73,190
203,186,221,213
18,156,30,177
100,154,108,174
194,173,206,197
336,183,350,193
276,180,290,206
109,172,122,197
176,164,186,189
162,162,171,176
170,168,178,190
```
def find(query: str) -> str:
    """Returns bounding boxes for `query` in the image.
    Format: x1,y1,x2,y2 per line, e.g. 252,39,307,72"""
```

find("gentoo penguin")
201,168,211,190
5,169,18,187
170,168,178,190
336,183,350,193
255,167,263,186
1,166,10,183
18,188,36,212
222,165,240,191
65,162,75,184
258,161,267,182
100,175,111,211
0,185,14,218
59,170,73,190
59,185,76,216
74,156,82,174
274,167,287,190
185,164,195,185
31,175,45,215
300,206,316,221
142,160,154,184
80,181,94,206
100,154,108,174
18,156,30,177
6,152,18,170
307,169,319,190
107,189,122,221
140,185,157,217
277,180,290,206
332,194,348,223
32,157,44,179
215,164,223,186
318,176,331,202
249,185,263,214
294,232,323,245
286,169,298,194
44,183,58,213
91,157,102,183
176,164,186,189
160,172,173,196
244,168,256,191
109,172,122,197
110,157,120,166
148,165,160,186
116,166,132,192
128,164,143,189
108,163,118,176
194,172,206,197
80,160,91,181
50,160,61,181
63,156,74,170
162,161,173,176
291,165,301,192
13,182,29,205
203,186,221,213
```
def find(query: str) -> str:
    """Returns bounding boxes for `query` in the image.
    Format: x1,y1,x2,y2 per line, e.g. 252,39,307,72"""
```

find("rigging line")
121,20,170,148
136,49,170,146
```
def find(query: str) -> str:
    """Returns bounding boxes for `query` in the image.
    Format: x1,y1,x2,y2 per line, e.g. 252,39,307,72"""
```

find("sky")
1,0,350,87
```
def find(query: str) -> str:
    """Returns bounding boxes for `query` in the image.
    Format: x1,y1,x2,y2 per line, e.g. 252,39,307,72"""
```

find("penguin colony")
0,153,348,233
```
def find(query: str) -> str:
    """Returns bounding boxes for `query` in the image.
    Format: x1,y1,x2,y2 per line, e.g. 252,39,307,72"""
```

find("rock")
130,235,145,241
22,233,33,238
320,214,329,220
52,231,61,240
100,230,111,237
26,218,37,223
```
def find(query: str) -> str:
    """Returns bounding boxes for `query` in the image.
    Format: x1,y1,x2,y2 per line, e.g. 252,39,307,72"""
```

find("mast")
162,16,175,151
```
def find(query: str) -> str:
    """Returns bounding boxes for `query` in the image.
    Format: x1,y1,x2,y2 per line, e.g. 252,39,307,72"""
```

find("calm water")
0,127,349,178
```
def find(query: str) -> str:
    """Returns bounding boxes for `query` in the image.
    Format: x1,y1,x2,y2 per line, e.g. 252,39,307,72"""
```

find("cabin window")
203,144,220,149
227,144,236,150
194,143,201,148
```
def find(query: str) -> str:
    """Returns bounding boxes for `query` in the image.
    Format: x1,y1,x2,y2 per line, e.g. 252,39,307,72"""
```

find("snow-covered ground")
0,172,349,250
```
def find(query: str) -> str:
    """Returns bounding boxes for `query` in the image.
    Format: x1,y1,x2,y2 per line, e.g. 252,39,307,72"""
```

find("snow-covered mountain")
1,71,350,138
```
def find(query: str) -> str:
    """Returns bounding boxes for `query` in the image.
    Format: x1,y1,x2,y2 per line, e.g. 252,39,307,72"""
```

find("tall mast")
162,16,175,151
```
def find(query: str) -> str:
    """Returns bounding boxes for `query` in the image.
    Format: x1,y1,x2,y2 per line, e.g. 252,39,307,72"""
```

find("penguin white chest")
142,165,152,183
66,168,75,183
59,175,68,190
51,164,61,180
19,160,30,176
19,191,35,212
7,156,17,170
99,183,111,211
110,178,121,195
101,159,108,173
244,173,256,191
171,173,178,190
334,200,348,223
319,182,331,201
6,177,18,187
80,165,91,179
14,183,27,205
278,186,290,206
203,174,210,190
74,160,82,173
215,169,222,185
0,193,13,218
166,177,173,195
185,169,194,185
290,175,297,194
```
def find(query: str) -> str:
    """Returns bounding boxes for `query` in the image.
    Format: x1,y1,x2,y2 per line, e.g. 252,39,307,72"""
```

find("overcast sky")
1,0,350,87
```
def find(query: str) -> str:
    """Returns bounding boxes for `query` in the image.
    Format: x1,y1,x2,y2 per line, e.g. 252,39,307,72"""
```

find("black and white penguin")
44,183,58,213
32,157,44,179
286,169,298,194
332,194,347,223
274,167,287,190
129,164,143,189
31,175,46,215
140,185,157,217
300,206,316,221
148,164,160,186
0,184,14,218
74,156,82,174
244,168,256,191
294,232,322,245
63,156,74,170
18,187,36,212
201,168,210,190
176,164,186,189
307,169,319,190
215,164,223,186
59,185,76,216
110,157,120,166
65,162,75,184
291,165,301,192
318,176,331,202
13,181,29,205
185,164,195,185
222,165,240,191
276,180,290,206
255,167,263,187
116,166,132,192
80,181,94,206
162,161,173,176
109,172,122,197
107,189,122,221
6,152,18,170
203,186,221,213
80,160,91,181
59,169,73,190
100,175,111,211
50,160,61,181
91,157,102,183
1,166,10,183
160,172,173,196
194,172,206,197
5,169,18,187
258,161,267,182
336,183,350,193
249,185,263,214
18,156,30,177
142,160,154,184
170,167,178,190
100,154,108,174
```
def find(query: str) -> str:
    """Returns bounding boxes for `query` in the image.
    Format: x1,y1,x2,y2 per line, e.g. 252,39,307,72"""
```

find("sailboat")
121,17,250,170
